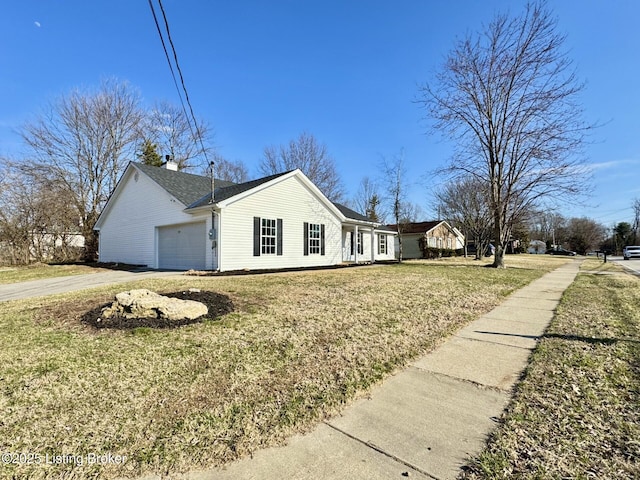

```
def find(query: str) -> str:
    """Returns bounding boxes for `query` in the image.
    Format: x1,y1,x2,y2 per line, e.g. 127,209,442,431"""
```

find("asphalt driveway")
0,270,185,302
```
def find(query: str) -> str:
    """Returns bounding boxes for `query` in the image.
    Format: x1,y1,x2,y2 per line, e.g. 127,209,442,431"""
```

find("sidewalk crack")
322,421,441,480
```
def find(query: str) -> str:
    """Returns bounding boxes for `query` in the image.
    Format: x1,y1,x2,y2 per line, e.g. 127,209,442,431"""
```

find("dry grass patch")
0,258,564,479
0,264,107,284
461,261,640,479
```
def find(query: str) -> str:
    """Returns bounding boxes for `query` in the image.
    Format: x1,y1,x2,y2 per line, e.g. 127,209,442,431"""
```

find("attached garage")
157,222,206,270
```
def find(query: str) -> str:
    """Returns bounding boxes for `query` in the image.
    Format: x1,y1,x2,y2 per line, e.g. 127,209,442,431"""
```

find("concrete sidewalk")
0,270,185,302
176,260,581,480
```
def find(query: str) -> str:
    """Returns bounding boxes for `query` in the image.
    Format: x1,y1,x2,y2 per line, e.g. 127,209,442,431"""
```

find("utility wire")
147,0,210,166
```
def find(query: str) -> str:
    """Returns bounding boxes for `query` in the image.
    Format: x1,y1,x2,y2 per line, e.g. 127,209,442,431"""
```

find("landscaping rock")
101,289,208,321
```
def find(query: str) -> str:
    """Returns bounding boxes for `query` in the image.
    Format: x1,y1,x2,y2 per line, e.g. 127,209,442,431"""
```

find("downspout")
208,161,219,271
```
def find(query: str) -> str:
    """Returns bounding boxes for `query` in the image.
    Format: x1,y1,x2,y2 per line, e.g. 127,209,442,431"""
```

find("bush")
419,246,460,259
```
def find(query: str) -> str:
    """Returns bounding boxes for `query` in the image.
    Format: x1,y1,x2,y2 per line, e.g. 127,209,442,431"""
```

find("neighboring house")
387,220,465,259
94,162,396,271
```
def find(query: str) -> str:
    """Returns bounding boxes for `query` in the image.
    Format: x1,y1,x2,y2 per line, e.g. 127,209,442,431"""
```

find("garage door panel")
158,222,206,270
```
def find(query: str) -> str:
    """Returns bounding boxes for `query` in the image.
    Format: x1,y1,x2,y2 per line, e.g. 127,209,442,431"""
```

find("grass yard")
0,264,107,284
461,258,640,479
0,256,569,479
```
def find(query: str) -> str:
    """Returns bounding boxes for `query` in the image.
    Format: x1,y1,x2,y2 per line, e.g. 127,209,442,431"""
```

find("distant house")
94,162,396,271
386,220,465,259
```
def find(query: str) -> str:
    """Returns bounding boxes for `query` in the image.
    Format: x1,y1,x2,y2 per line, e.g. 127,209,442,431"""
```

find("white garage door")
158,222,206,270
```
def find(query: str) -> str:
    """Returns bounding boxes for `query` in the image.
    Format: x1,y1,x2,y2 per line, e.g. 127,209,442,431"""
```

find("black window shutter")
320,224,325,256
253,217,261,256
350,231,354,255
277,218,283,256
377,234,379,255
303,222,309,256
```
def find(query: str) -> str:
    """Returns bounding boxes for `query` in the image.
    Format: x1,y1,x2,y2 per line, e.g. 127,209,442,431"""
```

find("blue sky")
1,1,638,227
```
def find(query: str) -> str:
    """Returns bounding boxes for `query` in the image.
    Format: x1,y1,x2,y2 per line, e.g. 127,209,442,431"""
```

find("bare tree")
418,2,592,267
211,154,250,184
352,176,387,222
381,152,410,262
0,163,80,264
19,78,144,260
632,198,640,245
143,100,213,171
529,210,566,248
260,132,344,201
436,176,493,260
567,217,605,255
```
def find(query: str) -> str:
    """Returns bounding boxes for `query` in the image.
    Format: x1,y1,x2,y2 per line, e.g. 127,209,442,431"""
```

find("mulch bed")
80,290,234,330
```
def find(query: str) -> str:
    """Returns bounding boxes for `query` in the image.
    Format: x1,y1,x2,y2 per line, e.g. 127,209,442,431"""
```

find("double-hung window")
303,222,325,256
261,218,277,255
253,217,283,256
308,223,321,255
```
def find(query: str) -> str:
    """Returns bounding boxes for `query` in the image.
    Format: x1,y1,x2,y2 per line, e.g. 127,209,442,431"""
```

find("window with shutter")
254,217,281,256
305,222,325,255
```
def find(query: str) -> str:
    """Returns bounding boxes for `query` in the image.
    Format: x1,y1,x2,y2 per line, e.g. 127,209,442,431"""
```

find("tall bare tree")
381,152,410,262
260,132,344,201
418,2,592,267
19,78,144,260
143,100,213,171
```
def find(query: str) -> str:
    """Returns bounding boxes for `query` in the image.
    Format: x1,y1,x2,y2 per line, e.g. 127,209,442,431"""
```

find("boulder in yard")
101,289,208,321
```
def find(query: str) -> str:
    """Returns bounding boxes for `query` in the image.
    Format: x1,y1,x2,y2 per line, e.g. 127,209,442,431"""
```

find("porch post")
354,225,358,264
370,228,375,263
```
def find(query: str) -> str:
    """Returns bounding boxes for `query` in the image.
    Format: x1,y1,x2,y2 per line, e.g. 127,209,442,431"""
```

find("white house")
94,162,397,271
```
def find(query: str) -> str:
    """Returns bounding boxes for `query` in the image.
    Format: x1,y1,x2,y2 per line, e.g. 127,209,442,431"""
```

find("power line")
147,0,209,166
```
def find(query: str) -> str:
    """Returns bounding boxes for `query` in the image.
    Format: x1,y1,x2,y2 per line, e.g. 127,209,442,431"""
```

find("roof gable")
98,164,351,227
187,171,293,209
207,169,346,222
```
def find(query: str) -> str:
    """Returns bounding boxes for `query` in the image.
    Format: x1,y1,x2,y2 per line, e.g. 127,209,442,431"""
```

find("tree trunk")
493,244,506,268
474,235,482,260
492,222,506,268
83,227,99,263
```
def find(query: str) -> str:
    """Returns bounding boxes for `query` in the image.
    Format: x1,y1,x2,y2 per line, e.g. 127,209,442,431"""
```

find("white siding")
375,232,397,261
219,175,342,271
97,168,211,269
341,227,396,262
341,226,372,262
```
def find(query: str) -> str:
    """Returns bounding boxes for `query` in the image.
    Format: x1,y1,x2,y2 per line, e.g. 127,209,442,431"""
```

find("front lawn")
0,264,107,284
461,259,640,479
0,256,569,479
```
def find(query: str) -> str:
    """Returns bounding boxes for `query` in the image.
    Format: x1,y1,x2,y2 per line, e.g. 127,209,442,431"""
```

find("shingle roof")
134,162,294,209
332,202,374,223
134,162,236,207
386,221,442,234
